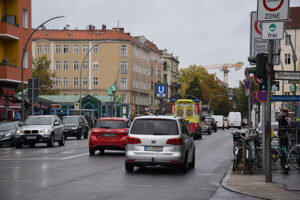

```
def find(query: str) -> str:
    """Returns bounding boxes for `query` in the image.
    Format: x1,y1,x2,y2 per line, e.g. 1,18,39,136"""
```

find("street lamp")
21,16,65,121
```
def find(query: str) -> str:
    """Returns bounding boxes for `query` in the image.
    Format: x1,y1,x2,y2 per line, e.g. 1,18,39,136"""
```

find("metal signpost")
28,78,39,116
155,83,168,114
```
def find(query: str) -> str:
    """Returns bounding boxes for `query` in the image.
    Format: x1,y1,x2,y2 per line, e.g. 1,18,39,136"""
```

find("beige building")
32,25,166,112
274,7,300,110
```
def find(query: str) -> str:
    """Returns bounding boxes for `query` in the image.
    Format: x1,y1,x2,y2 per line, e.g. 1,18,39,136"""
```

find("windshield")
62,117,80,124
96,120,128,129
205,118,214,122
0,123,15,130
130,119,179,135
24,117,52,125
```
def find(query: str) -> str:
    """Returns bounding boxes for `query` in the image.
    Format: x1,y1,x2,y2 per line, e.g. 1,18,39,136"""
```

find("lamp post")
21,16,64,121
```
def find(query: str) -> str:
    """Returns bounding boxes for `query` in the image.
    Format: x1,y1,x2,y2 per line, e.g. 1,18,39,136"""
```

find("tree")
32,56,59,95
185,76,202,101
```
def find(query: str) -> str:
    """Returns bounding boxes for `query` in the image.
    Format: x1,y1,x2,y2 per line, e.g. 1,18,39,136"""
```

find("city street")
0,129,260,200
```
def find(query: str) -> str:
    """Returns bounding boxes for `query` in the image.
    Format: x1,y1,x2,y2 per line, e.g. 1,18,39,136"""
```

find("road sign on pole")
257,0,290,22
244,80,251,90
262,22,284,40
274,71,300,80
256,90,268,102
244,68,250,79
253,74,261,85
155,83,168,99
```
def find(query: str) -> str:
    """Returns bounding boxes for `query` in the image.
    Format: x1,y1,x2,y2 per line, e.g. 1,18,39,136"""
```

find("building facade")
32,25,164,113
0,0,32,120
274,7,300,111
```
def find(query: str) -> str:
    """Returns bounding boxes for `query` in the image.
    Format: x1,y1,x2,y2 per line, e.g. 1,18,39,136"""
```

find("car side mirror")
54,121,60,126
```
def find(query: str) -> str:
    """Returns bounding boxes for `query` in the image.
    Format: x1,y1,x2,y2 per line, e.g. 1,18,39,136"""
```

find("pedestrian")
278,108,289,128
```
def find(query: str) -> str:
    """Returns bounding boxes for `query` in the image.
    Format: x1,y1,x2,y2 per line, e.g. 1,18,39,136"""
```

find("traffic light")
247,53,267,90
229,93,233,101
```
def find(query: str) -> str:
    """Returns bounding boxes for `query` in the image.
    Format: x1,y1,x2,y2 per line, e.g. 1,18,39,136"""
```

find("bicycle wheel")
288,144,300,170
246,149,255,174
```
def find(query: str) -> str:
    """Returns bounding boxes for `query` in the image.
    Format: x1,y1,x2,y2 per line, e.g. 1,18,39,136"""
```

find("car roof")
98,117,128,121
28,115,53,117
134,115,181,120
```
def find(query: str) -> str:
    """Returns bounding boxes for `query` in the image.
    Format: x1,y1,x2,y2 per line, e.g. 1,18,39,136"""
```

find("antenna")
117,20,119,28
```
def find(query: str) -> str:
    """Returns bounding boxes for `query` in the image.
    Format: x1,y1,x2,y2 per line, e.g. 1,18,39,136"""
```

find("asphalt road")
0,129,260,200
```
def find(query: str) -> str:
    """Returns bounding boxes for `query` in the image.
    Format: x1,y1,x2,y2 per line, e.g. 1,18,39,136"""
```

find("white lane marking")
71,181,152,187
0,153,89,161
5,166,22,169
0,180,33,183
61,150,75,154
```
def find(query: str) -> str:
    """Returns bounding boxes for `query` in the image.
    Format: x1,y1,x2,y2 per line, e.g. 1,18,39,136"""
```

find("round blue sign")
244,80,251,90
256,90,267,102
244,68,250,79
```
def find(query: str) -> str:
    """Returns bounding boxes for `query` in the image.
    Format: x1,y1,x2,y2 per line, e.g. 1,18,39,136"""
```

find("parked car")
212,115,225,130
89,117,131,155
125,115,195,173
62,115,89,139
228,112,242,129
201,120,212,135
205,117,217,132
15,115,65,148
0,121,20,146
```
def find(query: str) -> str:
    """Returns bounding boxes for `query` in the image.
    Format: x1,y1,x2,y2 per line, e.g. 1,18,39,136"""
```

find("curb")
220,165,271,200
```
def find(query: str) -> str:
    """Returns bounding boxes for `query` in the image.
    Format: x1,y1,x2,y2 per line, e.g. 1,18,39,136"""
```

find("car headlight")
204,125,208,128
4,133,11,138
40,129,51,134
71,126,78,130
16,129,23,135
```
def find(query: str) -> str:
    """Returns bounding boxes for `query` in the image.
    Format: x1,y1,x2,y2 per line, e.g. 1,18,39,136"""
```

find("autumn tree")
32,56,59,95
185,76,202,101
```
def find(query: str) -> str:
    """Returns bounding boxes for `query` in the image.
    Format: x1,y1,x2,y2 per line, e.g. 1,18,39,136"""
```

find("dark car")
0,121,20,146
62,116,89,139
205,117,217,132
201,120,212,135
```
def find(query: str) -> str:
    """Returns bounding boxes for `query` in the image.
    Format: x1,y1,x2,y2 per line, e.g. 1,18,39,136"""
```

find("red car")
89,117,131,155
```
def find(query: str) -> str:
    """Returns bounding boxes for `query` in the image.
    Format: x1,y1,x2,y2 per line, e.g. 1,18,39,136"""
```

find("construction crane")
204,62,244,85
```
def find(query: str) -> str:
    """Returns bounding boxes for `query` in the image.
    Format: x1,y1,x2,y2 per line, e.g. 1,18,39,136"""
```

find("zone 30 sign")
257,0,290,22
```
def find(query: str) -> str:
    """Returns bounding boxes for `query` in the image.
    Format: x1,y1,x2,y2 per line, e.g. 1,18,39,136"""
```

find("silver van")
125,115,195,173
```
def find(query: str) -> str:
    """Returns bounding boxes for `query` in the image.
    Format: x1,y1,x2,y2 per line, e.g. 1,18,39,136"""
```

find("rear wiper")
152,132,166,135
98,127,110,129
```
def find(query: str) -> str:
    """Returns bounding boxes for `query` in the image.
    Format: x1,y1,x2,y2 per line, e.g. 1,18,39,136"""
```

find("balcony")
0,16,20,40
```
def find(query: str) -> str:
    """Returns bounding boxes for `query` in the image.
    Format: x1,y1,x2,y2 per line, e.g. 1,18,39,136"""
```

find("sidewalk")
221,166,300,200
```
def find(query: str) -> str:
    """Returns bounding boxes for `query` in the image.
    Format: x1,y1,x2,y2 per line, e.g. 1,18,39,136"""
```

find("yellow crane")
204,62,244,85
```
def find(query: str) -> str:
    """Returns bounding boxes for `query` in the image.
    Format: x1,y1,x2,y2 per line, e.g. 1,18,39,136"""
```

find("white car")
125,115,195,173
228,112,242,129
212,115,225,130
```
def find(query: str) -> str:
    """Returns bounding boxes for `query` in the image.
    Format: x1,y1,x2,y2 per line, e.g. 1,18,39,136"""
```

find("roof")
286,7,300,29
32,28,161,54
93,95,113,103
39,95,82,103
135,115,181,120
97,117,128,121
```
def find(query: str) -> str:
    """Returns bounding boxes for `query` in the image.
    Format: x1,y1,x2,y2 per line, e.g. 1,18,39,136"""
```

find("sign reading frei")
257,0,290,22
250,12,280,65
262,22,284,40
274,71,300,80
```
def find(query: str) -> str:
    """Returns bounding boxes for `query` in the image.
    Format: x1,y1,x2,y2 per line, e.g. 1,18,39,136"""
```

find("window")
63,45,68,53
93,77,98,86
56,77,60,86
45,45,49,54
83,61,88,70
122,94,127,103
83,78,88,86
163,62,167,70
23,9,28,28
74,94,78,96
73,44,78,53
94,45,98,53
63,77,68,86
121,78,127,90
73,77,79,86
121,45,128,57
163,74,168,83
151,82,154,90
121,61,128,74
23,50,28,69
151,67,154,76
93,62,98,70
285,37,290,46
83,44,88,53
63,61,68,70
55,61,60,70
285,54,291,64
284,92,290,96
37,45,42,54
56,45,60,53
64,94,68,96
73,61,79,70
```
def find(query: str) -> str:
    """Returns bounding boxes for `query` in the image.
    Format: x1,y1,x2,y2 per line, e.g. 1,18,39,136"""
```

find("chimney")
102,24,106,31
119,28,124,32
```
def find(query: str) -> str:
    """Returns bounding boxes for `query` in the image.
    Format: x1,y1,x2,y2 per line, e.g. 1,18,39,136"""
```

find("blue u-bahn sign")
155,83,168,99
271,95,300,102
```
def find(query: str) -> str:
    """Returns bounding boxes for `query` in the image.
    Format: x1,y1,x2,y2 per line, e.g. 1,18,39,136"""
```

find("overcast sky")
32,0,300,88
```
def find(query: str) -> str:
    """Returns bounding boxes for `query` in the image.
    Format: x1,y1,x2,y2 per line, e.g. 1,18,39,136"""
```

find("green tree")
185,76,202,101
32,56,59,95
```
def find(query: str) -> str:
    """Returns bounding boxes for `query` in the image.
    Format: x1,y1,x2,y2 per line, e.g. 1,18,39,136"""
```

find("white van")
228,112,242,129
212,115,225,130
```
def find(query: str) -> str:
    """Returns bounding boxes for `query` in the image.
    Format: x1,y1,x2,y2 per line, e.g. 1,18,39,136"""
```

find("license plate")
144,146,163,152
102,133,116,137
26,136,36,139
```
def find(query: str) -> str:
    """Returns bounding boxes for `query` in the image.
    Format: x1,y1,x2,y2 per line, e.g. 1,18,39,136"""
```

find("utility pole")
265,40,273,182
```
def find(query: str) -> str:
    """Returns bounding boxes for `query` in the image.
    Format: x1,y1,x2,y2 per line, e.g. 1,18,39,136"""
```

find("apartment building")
32,25,164,112
274,7,300,110
0,0,32,120
161,49,180,100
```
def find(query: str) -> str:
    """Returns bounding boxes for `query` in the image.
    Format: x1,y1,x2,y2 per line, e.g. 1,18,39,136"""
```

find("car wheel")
208,130,211,135
223,126,225,130
84,128,88,139
15,143,23,148
181,153,189,173
77,129,82,140
100,149,105,155
189,149,195,169
89,147,95,156
58,134,65,146
47,134,55,147
239,126,241,130
125,162,134,173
